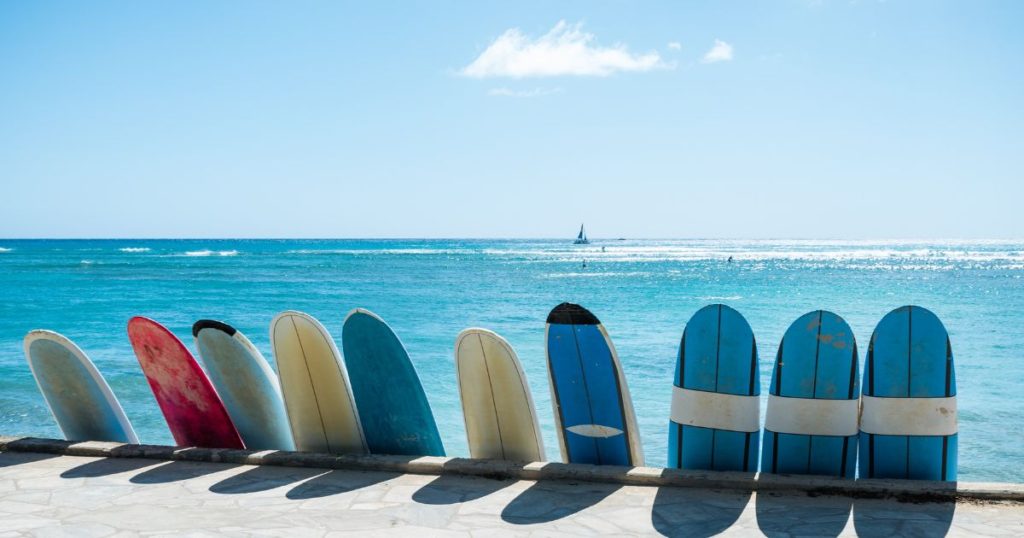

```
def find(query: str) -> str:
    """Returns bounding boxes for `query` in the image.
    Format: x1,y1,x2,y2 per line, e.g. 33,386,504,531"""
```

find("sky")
1,1,1021,239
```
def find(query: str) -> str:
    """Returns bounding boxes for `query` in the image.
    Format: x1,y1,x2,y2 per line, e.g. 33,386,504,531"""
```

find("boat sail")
573,224,590,245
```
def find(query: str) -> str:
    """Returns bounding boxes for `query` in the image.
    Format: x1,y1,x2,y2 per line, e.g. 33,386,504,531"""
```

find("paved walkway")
0,451,1021,537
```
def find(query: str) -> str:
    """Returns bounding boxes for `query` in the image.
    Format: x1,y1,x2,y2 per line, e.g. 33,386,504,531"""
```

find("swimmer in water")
728,256,734,263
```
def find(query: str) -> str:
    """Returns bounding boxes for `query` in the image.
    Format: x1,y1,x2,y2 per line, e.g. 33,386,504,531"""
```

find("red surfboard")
128,317,244,449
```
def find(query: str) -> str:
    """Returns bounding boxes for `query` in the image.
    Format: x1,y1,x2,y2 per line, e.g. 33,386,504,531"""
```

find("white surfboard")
24,330,139,444
270,311,367,454
455,328,544,462
193,320,295,451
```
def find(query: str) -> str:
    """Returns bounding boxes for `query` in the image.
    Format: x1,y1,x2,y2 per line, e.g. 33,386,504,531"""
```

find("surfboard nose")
192,319,237,337
547,302,600,325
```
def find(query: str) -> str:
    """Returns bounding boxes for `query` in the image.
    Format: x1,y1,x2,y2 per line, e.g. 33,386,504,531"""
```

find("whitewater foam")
183,250,239,257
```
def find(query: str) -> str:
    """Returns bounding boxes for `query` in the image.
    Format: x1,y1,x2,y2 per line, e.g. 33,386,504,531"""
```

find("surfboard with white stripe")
762,310,859,478
668,304,759,472
860,305,957,481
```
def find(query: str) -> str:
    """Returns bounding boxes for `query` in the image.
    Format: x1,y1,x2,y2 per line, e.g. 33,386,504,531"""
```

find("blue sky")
1,1,1021,238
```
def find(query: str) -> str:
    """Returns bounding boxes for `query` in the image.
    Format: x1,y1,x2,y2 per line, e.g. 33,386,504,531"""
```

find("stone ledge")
2,435,1020,503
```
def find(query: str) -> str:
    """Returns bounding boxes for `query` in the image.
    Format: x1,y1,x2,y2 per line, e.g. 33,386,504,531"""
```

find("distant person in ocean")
727,256,734,263
582,259,587,269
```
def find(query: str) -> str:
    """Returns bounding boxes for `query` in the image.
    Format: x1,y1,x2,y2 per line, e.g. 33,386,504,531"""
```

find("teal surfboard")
762,310,859,478
193,320,295,451
668,304,759,472
24,330,139,444
341,308,444,456
860,306,957,481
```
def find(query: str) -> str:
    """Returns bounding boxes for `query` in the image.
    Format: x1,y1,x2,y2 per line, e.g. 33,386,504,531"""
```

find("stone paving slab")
1,451,1022,537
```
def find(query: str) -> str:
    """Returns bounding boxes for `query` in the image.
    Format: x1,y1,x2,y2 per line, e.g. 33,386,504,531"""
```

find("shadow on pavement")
853,496,955,537
652,486,752,537
501,480,621,525
60,457,161,478
285,469,401,500
209,465,325,494
755,490,853,537
411,473,514,505
0,451,60,468
130,460,239,484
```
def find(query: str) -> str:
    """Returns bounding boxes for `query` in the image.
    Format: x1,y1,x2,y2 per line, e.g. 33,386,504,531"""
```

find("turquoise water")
1,239,1021,483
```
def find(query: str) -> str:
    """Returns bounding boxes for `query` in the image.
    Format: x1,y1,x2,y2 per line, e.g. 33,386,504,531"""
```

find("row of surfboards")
23,303,956,482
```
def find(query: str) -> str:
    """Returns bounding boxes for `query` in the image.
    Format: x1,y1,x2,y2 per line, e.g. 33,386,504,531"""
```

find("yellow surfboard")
270,311,366,454
455,328,544,462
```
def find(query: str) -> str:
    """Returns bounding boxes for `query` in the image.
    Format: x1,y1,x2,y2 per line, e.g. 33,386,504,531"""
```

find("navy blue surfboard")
668,304,759,472
342,308,445,457
545,303,643,466
860,306,957,481
762,310,859,478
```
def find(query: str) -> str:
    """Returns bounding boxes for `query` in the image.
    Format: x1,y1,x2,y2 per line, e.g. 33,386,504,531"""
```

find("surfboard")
668,304,759,472
860,305,957,481
455,328,545,462
545,302,643,466
270,311,366,454
342,308,444,457
193,320,295,451
127,317,243,449
762,310,859,478
24,330,139,444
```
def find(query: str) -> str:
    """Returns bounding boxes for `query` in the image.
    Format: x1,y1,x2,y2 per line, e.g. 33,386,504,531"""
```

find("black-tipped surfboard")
669,304,759,472
24,330,139,444
860,306,957,481
545,303,643,466
342,308,445,457
762,310,859,478
193,320,295,451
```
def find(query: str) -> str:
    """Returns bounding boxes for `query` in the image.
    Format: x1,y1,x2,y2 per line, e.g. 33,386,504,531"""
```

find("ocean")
1,239,1021,483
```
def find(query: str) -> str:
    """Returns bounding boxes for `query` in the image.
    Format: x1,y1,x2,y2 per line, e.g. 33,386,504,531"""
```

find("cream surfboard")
455,328,544,462
24,330,139,444
270,311,366,454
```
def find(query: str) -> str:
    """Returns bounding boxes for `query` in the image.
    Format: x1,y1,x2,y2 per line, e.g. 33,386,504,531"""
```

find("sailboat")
573,223,590,245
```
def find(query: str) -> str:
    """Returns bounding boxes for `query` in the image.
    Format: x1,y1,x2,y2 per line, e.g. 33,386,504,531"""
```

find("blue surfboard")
341,308,444,457
860,306,957,481
765,307,860,475
762,310,859,478
669,304,759,472
545,303,643,466
24,330,139,444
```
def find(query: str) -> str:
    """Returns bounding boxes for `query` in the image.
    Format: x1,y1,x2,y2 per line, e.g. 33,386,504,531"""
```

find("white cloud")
488,87,563,98
667,41,682,51
702,39,734,63
461,21,670,78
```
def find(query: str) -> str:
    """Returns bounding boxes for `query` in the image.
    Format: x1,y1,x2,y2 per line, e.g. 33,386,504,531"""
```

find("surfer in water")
582,259,587,269
727,256,734,263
